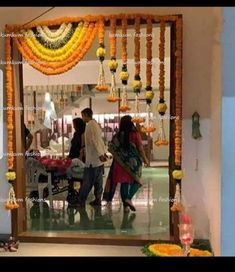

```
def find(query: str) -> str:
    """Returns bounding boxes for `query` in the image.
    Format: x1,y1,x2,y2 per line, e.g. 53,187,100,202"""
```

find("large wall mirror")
6,14,182,244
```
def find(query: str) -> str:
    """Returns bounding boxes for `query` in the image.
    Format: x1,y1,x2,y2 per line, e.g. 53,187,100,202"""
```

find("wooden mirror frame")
5,14,182,245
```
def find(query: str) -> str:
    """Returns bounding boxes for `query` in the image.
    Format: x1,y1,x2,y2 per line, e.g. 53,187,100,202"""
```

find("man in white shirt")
78,108,107,206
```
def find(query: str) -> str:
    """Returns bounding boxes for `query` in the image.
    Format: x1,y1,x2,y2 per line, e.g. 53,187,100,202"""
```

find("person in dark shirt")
24,124,33,151
68,117,86,161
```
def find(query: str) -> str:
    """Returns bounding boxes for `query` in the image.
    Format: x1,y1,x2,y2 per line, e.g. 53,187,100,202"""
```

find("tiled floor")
26,167,169,240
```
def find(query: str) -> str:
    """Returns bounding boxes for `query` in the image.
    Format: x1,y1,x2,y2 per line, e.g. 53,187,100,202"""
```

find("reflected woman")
68,117,86,161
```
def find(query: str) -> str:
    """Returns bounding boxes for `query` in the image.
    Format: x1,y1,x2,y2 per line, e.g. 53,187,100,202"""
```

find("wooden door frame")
10,15,183,245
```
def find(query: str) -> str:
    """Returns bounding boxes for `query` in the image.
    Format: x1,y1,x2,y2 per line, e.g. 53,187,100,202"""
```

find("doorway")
8,14,182,244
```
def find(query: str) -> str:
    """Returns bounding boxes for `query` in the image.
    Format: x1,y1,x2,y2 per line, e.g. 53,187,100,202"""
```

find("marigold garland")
6,14,178,33
159,20,165,101
5,35,14,170
109,17,116,60
96,19,108,92
14,22,98,75
107,17,119,102
121,16,128,64
175,17,183,166
145,18,154,105
154,20,169,148
5,34,19,210
146,243,212,257
119,16,130,112
40,23,69,38
134,16,141,77
132,17,143,124
23,23,85,60
143,18,156,132
146,17,152,88
35,23,75,49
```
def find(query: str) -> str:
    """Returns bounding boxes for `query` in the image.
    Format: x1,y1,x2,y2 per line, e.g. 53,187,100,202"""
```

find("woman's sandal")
125,199,136,212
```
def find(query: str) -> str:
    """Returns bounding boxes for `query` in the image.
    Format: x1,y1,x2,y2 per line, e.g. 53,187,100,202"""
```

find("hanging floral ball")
120,64,128,85
5,171,16,181
157,102,167,115
119,71,129,82
172,170,183,180
145,86,154,104
96,44,106,60
145,90,154,101
108,58,118,72
132,75,142,93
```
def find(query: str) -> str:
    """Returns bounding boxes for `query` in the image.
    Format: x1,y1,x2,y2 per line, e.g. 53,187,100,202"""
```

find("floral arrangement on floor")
142,240,213,257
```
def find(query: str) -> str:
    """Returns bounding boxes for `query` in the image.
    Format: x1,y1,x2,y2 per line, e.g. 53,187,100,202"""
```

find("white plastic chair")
26,158,53,212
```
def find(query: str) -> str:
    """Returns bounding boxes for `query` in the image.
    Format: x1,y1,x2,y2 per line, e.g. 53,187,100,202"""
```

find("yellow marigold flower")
108,59,118,70
119,71,129,81
132,80,142,90
145,91,154,100
149,244,182,256
96,47,106,58
5,171,16,181
172,170,183,180
157,103,167,114
190,248,213,257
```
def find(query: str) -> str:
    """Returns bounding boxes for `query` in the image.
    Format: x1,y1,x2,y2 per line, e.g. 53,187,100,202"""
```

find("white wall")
221,8,235,256
0,7,222,255
23,58,171,87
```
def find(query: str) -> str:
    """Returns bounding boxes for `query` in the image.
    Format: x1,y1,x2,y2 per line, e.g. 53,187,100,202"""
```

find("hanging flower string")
171,168,184,212
171,183,184,212
5,186,19,210
171,18,183,213
107,17,119,102
119,16,130,112
143,17,156,133
5,33,18,210
96,18,108,91
175,17,183,166
132,16,144,124
155,20,168,146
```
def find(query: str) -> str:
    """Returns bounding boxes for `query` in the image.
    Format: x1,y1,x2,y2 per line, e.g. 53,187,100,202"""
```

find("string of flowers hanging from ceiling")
96,17,108,91
142,17,156,134
107,17,119,102
119,15,130,113
155,20,168,147
4,14,183,214
171,17,183,213
132,16,144,124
